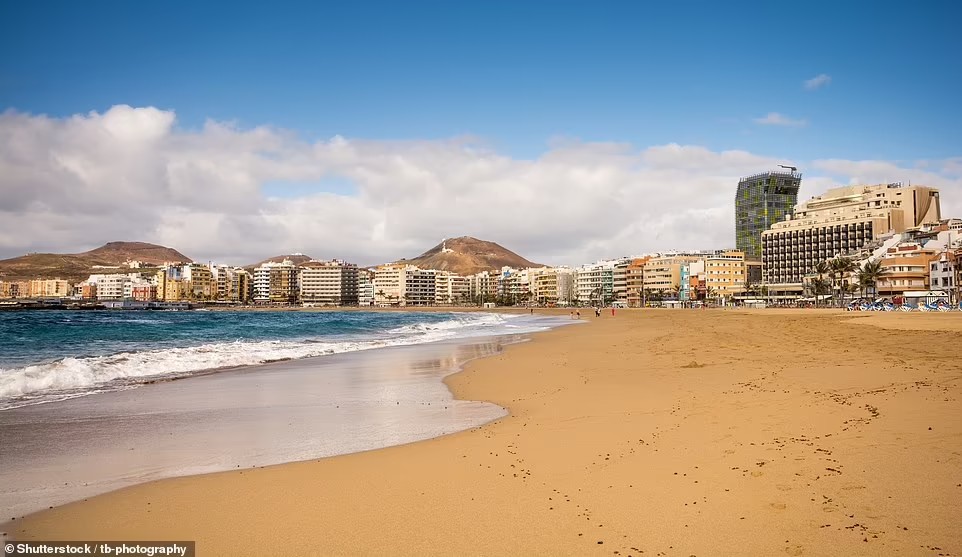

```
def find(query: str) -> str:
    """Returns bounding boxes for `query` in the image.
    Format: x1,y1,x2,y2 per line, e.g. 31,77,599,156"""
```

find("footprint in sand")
770,502,787,510
784,544,804,555
776,484,792,491
751,470,764,477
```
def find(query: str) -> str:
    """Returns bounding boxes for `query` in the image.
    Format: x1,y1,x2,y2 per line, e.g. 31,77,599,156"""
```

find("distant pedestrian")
595,307,601,317
611,307,616,316
576,310,581,319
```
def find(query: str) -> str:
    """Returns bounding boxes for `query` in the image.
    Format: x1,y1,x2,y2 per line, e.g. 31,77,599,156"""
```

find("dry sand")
5,309,961,556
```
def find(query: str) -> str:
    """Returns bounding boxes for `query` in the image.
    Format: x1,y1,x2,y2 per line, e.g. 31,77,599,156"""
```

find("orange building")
625,257,650,307
877,242,941,296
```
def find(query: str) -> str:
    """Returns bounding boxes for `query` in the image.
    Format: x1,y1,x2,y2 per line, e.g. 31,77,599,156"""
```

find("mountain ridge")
395,236,544,276
0,242,192,282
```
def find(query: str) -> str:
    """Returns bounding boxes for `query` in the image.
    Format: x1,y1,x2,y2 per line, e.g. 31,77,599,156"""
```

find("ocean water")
0,310,556,410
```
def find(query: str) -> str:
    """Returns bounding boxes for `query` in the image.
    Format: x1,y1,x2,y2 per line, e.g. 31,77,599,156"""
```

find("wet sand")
0,336,525,518
5,309,962,556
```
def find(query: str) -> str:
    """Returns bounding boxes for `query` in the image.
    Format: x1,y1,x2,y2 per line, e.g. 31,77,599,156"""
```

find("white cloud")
0,105,959,268
804,73,832,90
753,112,808,127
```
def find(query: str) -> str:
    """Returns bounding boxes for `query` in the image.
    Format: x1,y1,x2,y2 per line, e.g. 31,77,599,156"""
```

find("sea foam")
0,311,530,409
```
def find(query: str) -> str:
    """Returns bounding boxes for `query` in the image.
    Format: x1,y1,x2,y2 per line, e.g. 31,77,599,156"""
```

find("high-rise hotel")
762,183,941,296
735,170,802,260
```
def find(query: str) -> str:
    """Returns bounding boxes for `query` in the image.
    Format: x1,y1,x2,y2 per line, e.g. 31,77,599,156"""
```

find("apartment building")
434,271,470,305
704,250,747,301
929,250,958,302
643,255,704,295
358,268,375,306
527,267,573,306
28,279,71,298
625,257,649,307
877,241,942,297
0,281,29,299
210,265,251,303
131,285,157,301
78,282,98,300
406,268,436,306
299,260,359,306
498,267,532,304
183,264,214,300
252,260,298,304
469,270,498,305
679,260,704,302
612,259,630,305
94,274,131,300
156,266,186,302
374,264,408,306
762,183,941,296
269,265,298,305
575,260,618,305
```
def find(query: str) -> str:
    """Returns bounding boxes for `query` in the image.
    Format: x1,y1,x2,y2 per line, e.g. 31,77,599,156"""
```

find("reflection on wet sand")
0,335,525,518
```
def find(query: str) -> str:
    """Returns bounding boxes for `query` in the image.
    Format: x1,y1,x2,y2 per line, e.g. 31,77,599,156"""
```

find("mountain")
0,242,192,282
245,254,315,269
396,237,545,276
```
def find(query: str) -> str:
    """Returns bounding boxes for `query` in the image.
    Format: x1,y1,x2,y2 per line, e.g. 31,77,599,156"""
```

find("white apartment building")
358,269,375,306
612,259,630,305
434,271,470,305
88,273,143,300
252,260,298,304
497,267,532,304
299,260,359,306
469,271,498,304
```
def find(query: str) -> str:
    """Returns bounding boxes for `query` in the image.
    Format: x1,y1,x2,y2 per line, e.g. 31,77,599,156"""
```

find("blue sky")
1,1,961,264
2,0,960,161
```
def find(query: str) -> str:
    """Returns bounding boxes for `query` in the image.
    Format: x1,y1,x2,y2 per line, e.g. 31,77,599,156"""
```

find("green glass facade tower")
735,170,802,260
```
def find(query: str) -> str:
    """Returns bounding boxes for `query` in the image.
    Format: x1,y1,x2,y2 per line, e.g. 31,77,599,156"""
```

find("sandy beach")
5,309,961,556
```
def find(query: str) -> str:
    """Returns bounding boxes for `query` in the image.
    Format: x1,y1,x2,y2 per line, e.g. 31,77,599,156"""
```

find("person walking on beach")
594,307,601,317
576,310,581,319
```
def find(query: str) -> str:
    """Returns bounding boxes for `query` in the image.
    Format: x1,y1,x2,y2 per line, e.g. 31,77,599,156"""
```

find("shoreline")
0,322,567,519
5,309,962,555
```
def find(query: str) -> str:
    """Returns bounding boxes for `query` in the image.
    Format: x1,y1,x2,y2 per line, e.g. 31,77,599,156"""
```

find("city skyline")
2,1,961,267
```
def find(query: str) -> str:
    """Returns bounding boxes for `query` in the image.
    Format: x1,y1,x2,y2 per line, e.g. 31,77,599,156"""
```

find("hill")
396,237,544,276
245,254,314,269
0,241,192,282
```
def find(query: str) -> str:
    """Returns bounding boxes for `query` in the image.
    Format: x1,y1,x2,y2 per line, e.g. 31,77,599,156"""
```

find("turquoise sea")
0,310,557,409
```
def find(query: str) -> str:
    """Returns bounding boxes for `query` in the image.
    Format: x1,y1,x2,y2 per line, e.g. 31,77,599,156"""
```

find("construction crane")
778,164,798,173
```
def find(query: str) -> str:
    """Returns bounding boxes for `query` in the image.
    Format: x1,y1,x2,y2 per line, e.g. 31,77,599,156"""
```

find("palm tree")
704,286,716,305
642,288,654,307
829,256,856,307
811,277,830,306
856,258,888,300
812,261,830,307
